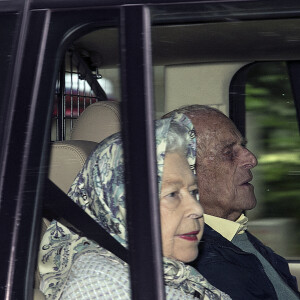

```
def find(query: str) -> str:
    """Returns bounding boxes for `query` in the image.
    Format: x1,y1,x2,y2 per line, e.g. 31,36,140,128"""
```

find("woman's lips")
177,231,200,241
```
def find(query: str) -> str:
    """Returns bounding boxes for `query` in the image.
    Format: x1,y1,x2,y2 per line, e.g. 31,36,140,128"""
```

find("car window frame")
0,4,166,300
2,1,300,299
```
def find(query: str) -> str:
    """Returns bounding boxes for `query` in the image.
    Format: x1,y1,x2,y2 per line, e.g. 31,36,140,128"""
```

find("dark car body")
1,0,300,299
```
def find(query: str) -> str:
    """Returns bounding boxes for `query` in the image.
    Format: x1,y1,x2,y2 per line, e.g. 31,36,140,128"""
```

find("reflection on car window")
245,62,300,259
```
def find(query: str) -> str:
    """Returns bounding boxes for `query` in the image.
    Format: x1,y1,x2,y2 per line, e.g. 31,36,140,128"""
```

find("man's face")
190,112,257,221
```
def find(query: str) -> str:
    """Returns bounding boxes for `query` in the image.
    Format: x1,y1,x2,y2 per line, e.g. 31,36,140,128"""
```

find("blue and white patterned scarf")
39,113,231,300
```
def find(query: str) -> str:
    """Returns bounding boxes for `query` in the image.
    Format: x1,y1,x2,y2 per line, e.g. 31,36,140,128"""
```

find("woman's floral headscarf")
39,113,230,300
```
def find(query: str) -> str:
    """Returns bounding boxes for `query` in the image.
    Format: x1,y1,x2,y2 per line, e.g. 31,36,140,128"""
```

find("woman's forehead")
162,152,195,186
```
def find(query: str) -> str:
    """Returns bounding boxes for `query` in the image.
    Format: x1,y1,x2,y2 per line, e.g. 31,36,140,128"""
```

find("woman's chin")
173,250,198,263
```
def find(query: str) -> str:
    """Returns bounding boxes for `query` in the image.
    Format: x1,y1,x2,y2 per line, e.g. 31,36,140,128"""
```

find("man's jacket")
191,224,300,300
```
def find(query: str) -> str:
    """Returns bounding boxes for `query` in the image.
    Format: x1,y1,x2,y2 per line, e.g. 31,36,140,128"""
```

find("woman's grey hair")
165,121,188,155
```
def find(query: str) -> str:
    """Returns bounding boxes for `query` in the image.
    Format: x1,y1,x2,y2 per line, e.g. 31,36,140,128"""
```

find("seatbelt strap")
43,179,129,263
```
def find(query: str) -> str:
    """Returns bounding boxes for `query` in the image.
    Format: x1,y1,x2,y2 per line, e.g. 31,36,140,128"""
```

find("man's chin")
244,196,257,210
237,185,257,209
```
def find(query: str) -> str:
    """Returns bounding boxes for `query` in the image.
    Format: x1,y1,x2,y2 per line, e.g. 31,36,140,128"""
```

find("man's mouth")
240,175,253,186
177,231,200,241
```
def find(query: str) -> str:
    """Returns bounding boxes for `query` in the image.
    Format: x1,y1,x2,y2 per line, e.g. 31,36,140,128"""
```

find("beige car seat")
48,140,98,193
70,100,121,143
34,101,121,299
49,101,121,192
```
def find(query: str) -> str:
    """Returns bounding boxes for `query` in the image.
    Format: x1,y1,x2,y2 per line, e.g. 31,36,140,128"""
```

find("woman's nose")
185,192,204,219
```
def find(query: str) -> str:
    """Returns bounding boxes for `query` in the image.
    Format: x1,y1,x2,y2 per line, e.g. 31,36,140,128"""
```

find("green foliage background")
245,62,300,256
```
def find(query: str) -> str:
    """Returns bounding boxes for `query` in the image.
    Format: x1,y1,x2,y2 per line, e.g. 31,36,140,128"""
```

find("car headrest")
70,101,121,143
48,140,97,193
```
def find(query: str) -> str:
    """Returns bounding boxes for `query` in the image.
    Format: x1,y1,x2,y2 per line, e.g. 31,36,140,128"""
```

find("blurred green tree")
246,62,300,256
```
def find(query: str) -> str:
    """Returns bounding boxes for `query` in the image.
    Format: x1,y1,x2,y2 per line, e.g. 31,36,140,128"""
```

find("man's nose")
241,148,258,169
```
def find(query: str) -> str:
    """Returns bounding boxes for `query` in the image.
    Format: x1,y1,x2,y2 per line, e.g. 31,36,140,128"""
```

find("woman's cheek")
160,209,176,258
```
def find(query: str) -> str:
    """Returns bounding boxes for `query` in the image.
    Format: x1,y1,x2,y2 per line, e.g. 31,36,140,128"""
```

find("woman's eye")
166,192,177,199
190,189,198,197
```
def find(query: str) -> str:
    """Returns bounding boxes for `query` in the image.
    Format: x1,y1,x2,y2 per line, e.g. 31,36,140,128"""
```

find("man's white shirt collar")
204,213,248,241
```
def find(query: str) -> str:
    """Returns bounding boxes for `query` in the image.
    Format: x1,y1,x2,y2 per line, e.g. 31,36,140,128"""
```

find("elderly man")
163,105,300,300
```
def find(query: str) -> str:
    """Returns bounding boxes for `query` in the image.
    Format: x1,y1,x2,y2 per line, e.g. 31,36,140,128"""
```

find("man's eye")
223,149,232,156
222,147,235,161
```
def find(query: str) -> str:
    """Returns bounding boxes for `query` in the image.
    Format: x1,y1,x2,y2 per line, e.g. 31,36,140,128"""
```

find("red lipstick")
178,231,199,241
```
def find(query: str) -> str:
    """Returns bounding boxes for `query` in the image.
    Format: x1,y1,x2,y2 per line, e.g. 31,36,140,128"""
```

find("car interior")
33,13,300,299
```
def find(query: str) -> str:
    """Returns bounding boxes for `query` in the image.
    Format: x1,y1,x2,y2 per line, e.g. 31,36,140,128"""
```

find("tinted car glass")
245,62,300,259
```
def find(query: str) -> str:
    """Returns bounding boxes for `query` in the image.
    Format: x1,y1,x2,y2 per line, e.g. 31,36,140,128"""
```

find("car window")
52,28,120,141
47,6,165,299
245,62,300,259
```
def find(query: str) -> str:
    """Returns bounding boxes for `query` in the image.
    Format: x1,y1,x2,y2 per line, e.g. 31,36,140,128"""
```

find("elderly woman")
39,113,231,300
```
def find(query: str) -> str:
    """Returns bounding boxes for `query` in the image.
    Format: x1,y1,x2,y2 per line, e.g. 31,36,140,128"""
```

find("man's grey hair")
162,104,225,119
163,105,226,161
